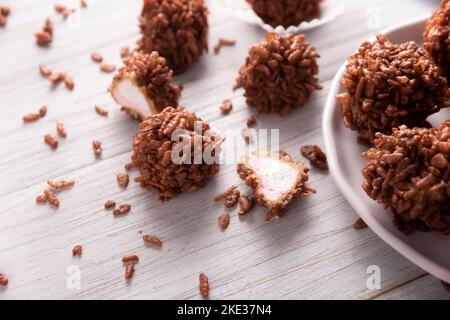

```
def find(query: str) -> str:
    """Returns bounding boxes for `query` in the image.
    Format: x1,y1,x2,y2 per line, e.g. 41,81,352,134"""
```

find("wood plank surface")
0,0,448,300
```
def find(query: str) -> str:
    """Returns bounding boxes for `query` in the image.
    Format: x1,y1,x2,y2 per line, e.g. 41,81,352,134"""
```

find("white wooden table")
1,0,449,300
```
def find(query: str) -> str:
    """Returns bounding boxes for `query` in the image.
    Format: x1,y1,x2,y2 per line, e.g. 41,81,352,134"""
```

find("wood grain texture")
0,0,449,300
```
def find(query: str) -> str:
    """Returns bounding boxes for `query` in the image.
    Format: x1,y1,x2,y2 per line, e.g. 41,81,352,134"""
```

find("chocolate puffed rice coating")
362,121,450,234
337,34,449,144
138,0,208,74
235,32,321,116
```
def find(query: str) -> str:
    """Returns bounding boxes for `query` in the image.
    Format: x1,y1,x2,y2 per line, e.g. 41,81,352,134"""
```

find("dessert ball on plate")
235,32,321,116
246,0,321,28
424,0,450,81
111,51,181,120
132,107,222,201
337,34,449,144
237,151,315,220
138,0,208,74
362,120,450,234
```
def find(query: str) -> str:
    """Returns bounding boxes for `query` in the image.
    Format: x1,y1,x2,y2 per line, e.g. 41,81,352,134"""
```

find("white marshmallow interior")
113,78,154,119
247,154,300,202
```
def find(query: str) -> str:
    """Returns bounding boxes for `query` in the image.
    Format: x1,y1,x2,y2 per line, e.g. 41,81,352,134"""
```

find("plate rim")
322,14,450,283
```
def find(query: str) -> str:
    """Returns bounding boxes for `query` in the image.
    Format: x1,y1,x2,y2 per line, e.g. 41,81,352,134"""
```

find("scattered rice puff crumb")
214,185,240,208
0,273,8,287
44,190,59,207
220,99,233,115
91,52,103,63
44,134,58,149
241,128,252,143
218,212,230,229
35,18,53,46
47,179,74,190
113,204,131,216
104,200,116,209
199,273,209,298
143,234,162,247
39,64,52,77
238,196,256,215
124,264,134,280
23,106,47,123
213,38,236,55
353,218,368,230
116,173,129,188
120,46,130,58
124,162,135,171
56,122,67,138
94,105,108,117
247,116,257,127
92,140,102,157
36,194,47,203
100,63,116,73
442,281,450,293
63,74,74,90
122,255,139,263
72,245,82,256
300,145,328,171
237,151,315,220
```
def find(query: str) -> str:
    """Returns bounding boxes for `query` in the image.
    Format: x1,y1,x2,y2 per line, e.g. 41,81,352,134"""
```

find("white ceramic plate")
323,15,450,283
217,0,345,34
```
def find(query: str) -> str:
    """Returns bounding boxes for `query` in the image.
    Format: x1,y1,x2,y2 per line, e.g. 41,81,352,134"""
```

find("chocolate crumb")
353,218,368,230
92,140,102,157
220,99,233,115
91,52,103,63
0,6,10,16
120,46,130,58
35,18,53,46
215,186,240,208
246,116,257,127
301,145,328,171
48,73,64,85
113,204,131,216
36,194,47,203
35,31,52,46
63,74,74,90
214,38,236,55
122,255,139,263
39,106,47,117
104,200,116,209
0,273,8,287
442,281,450,293
100,63,116,73
241,128,252,143
56,122,67,138
116,173,129,188
238,196,256,215
143,234,162,247
124,162,135,171
39,64,52,77
199,273,209,298
44,190,59,207
0,15,7,27
47,179,74,190
125,264,134,280
218,212,230,230
72,245,82,256
80,0,87,8
94,105,108,117
23,110,42,123
44,134,58,150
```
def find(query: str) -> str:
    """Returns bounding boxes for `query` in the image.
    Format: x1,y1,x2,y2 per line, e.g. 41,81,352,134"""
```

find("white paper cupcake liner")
218,0,346,34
